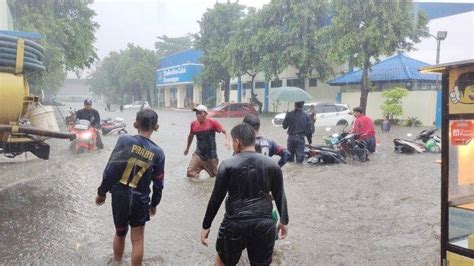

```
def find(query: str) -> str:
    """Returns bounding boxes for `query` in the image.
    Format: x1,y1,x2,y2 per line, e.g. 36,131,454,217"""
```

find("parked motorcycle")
101,117,127,135
394,128,441,154
68,119,97,153
305,127,368,164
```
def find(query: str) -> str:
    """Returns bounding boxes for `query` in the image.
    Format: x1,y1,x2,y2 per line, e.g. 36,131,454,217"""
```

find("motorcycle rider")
76,99,104,149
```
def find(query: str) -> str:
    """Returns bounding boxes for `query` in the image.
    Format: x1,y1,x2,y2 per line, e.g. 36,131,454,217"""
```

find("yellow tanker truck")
0,32,75,160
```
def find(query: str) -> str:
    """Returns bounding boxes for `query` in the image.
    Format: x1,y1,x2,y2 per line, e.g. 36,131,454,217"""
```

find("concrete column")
193,85,202,105
264,81,269,113
164,87,170,108
177,85,186,108
237,76,242,102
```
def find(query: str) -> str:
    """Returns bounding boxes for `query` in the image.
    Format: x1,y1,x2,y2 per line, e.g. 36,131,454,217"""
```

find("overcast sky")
90,0,473,66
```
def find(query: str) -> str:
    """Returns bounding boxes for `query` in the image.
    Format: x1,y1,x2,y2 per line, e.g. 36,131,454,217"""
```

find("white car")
272,102,354,127
123,101,150,109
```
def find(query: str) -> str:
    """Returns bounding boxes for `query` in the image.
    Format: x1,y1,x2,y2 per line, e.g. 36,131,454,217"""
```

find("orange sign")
451,120,473,145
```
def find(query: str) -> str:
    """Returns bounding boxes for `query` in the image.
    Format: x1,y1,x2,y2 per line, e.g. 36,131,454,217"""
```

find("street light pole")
429,31,447,89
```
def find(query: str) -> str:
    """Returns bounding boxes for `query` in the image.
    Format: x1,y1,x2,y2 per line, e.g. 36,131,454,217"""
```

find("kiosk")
421,60,474,265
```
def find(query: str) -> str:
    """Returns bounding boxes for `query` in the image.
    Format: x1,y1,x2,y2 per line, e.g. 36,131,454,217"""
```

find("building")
328,53,440,126
156,49,217,108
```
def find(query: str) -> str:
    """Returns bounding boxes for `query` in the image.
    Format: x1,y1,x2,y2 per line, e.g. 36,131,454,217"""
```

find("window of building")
230,84,238,90
243,82,252,90
309,78,317,87
271,80,282,88
287,78,301,88
255,81,265,89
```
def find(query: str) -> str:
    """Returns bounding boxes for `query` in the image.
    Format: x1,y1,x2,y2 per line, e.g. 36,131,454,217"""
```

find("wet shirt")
202,152,289,229
190,118,224,160
255,136,291,167
353,115,375,140
97,135,165,207
282,109,313,136
76,108,101,128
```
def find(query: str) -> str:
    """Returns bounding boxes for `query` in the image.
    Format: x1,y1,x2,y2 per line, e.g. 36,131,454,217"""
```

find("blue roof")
0,30,42,40
414,2,474,20
328,53,439,86
159,49,203,68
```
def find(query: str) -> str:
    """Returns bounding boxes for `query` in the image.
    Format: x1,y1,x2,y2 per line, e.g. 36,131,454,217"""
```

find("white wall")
341,91,437,126
0,0,13,30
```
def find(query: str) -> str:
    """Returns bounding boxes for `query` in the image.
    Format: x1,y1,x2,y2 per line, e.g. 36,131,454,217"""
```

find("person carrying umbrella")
282,101,313,164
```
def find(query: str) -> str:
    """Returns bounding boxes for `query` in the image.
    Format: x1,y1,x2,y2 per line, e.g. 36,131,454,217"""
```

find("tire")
337,120,348,126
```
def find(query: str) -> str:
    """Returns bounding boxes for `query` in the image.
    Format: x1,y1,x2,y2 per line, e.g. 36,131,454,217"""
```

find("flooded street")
0,104,441,265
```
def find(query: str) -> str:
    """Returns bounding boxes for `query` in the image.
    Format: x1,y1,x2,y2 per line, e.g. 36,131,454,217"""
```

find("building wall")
341,91,437,126
222,65,341,112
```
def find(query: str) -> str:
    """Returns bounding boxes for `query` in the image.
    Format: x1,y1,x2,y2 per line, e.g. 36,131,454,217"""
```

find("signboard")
448,66,474,114
156,64,202,86
451,120,473,145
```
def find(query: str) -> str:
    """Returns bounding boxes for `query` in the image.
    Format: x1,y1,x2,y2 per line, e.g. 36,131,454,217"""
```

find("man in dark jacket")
282,101,313,163
200,123,288,266
76,99,104,149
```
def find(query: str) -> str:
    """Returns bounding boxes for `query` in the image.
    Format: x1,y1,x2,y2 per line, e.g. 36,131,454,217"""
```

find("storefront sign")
448,66,474,114
451,120,473,145
156,64,202,86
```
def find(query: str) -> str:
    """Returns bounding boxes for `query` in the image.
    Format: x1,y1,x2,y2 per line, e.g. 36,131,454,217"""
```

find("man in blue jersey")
243,114,291,167
95,109,165,265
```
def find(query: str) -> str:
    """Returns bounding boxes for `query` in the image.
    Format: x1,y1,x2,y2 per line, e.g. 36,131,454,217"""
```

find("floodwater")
0,103,441,265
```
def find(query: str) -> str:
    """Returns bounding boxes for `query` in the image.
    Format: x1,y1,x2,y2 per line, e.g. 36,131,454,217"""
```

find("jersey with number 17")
97,135,165,207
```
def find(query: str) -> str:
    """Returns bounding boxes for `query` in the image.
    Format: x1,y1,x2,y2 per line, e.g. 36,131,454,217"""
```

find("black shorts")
111,185,150,236
216,217,276,265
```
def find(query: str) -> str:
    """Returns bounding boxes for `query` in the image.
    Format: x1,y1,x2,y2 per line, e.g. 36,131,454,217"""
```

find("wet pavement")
0,103,441,265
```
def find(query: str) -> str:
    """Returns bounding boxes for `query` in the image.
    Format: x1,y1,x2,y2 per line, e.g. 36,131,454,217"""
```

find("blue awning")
328,53,440,86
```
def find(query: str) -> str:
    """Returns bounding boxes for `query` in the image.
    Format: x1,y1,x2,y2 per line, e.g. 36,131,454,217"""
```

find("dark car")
207,102,258,118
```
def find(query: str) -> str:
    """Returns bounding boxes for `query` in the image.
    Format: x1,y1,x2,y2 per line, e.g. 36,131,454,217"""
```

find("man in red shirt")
184,105,230,178
351,107,376,153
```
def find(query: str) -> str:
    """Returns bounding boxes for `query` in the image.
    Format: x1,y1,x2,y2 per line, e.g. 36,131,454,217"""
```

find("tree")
381,87,408,119
88,45,159,105
8,0,99,95
195,1,246,102
256,0,333,90
329,0,428,113
155,34,194,58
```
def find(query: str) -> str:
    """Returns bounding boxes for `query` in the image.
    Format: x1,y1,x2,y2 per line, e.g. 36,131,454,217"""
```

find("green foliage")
404,117,422,127
88,44,159,105
8,0,99,95
195,2,246,102
380,87,408,119
257,0,333,87
155,34,194,58
329,0,428,112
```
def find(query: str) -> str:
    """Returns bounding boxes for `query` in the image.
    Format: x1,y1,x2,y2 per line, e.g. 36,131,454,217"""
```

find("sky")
88,0,473,69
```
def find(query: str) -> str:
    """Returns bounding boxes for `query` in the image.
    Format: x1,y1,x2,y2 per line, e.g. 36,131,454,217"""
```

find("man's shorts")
111,185,150,236
216,217,276,265
186,153,218,178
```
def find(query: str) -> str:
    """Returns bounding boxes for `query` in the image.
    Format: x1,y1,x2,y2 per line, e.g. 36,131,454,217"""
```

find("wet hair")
135,109,158,131
353,107,364,114
295,101,304,109
84,99,92,105
231,123,256,147
243,114,260,131
456,72,474,94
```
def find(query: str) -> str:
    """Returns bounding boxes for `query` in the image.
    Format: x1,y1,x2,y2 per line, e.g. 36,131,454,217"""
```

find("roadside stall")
421,60,474,265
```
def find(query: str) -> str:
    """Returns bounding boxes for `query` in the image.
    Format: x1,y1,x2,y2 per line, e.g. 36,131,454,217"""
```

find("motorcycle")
394,128,441,154
305,127,369,164
68,119,97,153
100,117,127,135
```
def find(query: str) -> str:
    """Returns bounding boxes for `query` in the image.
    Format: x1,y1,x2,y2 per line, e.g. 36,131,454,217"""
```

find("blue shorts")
111,184,150,236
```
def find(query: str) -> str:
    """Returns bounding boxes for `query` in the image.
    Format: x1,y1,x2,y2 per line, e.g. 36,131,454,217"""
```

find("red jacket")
353,115,375,140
